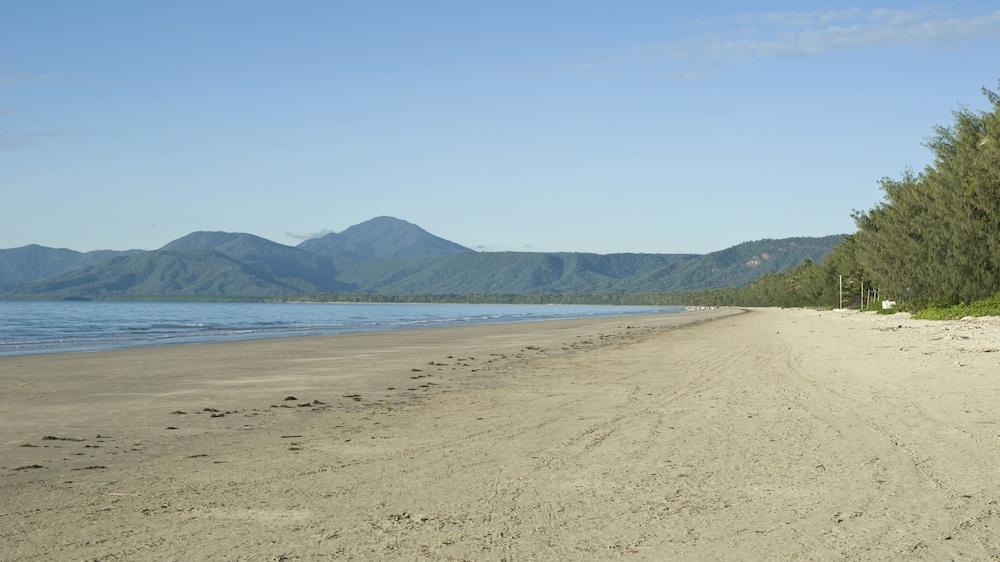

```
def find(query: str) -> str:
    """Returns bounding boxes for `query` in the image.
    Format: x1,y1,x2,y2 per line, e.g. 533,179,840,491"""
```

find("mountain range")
0,216,845,299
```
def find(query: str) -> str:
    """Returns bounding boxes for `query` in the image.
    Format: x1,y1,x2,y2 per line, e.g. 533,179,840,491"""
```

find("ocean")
0,300,682,357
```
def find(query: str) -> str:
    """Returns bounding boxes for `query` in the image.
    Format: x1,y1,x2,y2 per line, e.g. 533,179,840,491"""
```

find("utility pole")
839,275,843,309
860,277,864,310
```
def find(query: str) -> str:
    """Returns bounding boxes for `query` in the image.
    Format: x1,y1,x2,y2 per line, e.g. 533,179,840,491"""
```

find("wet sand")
3,307,1000,560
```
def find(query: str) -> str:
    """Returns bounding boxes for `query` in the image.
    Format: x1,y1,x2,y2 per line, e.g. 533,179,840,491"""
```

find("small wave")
0,302,679,357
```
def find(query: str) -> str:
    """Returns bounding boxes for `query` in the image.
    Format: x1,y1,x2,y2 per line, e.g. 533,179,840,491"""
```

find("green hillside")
0,216,845,299
334,236,843,295
0,245,141,286
12,251,322,298
162,231,345,292
622,236,847,293
340,252,686,294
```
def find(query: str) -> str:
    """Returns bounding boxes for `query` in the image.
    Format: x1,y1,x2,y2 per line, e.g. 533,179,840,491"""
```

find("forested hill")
335,236,844,295
0,216,843,299
0,245,141,286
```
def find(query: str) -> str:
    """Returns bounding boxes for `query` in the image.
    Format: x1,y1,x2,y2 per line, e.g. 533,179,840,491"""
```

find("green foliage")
852,82,1000,306
912,291,1000,319
651,236,868,308
679,81,1000,317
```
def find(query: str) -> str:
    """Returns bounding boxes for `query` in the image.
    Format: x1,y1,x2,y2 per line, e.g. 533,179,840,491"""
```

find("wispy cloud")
472,243,540,252
285,229,337,241
0,74,86,150
671,71,721,82
661,7,1000,61
0,129,88,151
0,73,64,88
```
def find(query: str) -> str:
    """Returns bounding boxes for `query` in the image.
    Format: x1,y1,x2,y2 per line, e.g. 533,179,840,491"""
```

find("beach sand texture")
2,307,1000,560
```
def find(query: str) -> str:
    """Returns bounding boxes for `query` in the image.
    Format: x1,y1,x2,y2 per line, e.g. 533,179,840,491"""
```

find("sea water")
0,301,682,357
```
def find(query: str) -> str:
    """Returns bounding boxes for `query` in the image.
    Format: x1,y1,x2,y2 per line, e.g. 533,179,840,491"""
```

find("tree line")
675,82,1000,313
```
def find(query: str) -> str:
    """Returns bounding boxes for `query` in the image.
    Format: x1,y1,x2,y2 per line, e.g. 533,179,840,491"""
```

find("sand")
2,307,1000,560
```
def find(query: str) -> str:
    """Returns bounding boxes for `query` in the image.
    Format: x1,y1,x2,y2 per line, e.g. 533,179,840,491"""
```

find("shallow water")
0,300,681,356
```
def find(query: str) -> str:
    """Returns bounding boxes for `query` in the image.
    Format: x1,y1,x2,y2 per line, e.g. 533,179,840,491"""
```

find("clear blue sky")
2,1,998,253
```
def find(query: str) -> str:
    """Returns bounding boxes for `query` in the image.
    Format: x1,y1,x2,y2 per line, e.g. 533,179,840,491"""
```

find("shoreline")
0,301,688,358
0,309,734,452
5,307,999,559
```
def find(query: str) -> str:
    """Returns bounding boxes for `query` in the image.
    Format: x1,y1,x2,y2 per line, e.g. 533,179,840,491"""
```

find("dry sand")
2,307,1000,560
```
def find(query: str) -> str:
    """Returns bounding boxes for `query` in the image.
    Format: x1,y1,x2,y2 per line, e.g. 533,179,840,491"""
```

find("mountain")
6,231,351,298
0,217,847,299
617,236,847,293
0,245,142,286
14,251,314,298
160,231,345,292
298,216,473,260
334,236,845,295
336,252,693,294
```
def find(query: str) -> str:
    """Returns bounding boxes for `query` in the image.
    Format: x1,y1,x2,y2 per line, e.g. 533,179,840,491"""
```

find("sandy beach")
3,307,1000,560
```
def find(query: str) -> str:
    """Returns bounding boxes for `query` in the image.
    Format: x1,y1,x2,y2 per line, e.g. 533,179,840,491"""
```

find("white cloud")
665,7,1000,61
285,229,338,241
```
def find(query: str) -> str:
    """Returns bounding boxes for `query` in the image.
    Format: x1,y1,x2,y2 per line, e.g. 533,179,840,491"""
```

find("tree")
852,82,1000,305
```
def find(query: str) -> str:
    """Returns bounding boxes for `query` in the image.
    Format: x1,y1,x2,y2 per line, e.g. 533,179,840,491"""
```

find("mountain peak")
363,215,410,224
159,231,270,252
340,216,432,235
298,217,472,259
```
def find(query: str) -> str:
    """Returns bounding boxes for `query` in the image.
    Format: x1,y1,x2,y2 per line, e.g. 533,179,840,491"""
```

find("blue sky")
2,1,999,253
